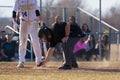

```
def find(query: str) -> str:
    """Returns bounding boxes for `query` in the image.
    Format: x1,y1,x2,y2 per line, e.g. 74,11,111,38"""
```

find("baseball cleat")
17,62,24,68
72,63,78,68
36,62,44,67
58,65,72,70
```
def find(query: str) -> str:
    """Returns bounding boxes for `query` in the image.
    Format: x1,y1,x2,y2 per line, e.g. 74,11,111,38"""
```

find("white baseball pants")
19,20,42,63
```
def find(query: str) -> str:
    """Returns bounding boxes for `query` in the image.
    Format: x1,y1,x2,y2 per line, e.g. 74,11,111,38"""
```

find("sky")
81,0,120,16
0,0,120,17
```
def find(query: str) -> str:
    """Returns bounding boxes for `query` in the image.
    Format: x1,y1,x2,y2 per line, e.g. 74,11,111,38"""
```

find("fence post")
40,0,42,18
63,7,67,22
99,0,102,60
90,17,93,33
116,31,120,61
108,28,111,61
75,8,80,24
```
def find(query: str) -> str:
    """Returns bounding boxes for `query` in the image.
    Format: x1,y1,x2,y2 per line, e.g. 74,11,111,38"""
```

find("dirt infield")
1,61,120,74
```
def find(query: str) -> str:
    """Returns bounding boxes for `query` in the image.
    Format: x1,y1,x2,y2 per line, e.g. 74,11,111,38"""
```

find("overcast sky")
0,0,120,17
81,0,120,16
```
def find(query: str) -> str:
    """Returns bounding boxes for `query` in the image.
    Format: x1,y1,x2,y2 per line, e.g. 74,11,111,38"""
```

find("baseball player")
12,0,42,67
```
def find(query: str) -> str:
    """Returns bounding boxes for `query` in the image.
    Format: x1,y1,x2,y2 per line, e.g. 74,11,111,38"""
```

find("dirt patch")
1,62,120,74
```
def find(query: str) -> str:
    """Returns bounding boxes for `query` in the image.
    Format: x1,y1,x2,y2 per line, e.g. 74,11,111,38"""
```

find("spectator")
0,50,7,61
0,48,6,61
73,37,86,61
81,23,91,40
85,35,96,61
96,34,109,61
0,31,7,61
0,31,7,47
1,34,16,61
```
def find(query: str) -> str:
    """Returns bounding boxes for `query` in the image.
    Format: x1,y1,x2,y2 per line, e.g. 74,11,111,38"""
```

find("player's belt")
21,19,36,22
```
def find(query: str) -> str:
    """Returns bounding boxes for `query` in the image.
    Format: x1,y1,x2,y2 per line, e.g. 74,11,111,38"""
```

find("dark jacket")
70,23,85,38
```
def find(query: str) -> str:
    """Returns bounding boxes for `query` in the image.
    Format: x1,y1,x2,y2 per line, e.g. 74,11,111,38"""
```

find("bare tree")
103,6,120,30
42,0,55,26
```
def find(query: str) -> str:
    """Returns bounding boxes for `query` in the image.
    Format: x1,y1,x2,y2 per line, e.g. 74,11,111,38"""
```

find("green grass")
0,62,120,80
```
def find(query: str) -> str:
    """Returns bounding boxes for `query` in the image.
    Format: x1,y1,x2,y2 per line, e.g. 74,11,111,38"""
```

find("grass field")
0,61,120,80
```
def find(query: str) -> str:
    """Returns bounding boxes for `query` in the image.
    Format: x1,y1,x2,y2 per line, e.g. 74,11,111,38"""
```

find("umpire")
66,16,84,68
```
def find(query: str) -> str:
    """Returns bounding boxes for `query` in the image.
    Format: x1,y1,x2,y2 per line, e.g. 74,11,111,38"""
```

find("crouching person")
40,15,77,70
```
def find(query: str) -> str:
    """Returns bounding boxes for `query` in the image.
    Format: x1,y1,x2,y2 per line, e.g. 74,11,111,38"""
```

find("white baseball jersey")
13,0,39,21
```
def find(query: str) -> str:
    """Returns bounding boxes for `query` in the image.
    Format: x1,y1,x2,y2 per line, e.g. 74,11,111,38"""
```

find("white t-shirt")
13,0,39,21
